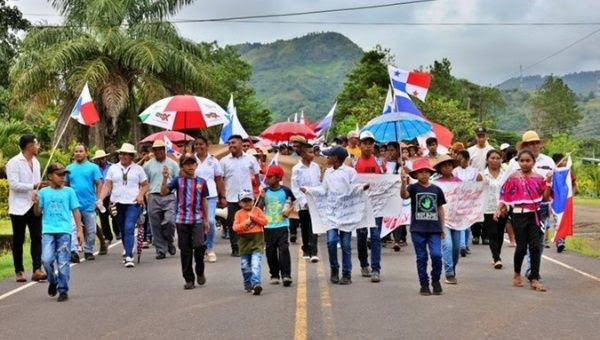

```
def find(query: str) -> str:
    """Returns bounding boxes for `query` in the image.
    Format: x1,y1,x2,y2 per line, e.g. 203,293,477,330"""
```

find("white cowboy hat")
92,149,109,160
116,143,137,154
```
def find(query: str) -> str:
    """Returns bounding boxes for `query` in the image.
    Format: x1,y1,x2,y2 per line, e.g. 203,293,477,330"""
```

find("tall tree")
528,76,582,136
0,0,29,88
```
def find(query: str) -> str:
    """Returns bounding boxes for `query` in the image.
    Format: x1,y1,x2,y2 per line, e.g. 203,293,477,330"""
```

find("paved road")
0,234,599,340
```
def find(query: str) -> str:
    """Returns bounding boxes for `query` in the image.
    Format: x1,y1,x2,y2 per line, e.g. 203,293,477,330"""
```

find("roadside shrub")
0,179,7,219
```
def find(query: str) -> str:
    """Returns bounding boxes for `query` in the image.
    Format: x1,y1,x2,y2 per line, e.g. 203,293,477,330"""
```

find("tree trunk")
53,98,77,148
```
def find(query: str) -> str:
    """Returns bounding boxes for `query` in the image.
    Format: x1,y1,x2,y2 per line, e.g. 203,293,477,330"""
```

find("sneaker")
466,247,471,254
310,256,319,263
432,281,443,295
244,286,253,293
302,252,310,260
399,240,408,247
330,270,339,284
361,267,371,278
115,233,122,240
57,293,69,302
557,244,565,253
184,281,195,290
482,238,490,245
48,283,57,297
142,241,150,249
445,276,458,284
460,249,467,257
290,235,297,243
282,277,293,287
197,275,206,285
393,243,401,252
124,257,135,268
70,252,80,263
371,271,381,283
84,253,95,261
419,285,431,296
494,260,503,269
99,242,108,255
207,252,217,263
155,253,166,260
472,237,480,245
339,274,352,285
270,277,280,285
252,285,263,295
167,244,177,256
15,272,26,283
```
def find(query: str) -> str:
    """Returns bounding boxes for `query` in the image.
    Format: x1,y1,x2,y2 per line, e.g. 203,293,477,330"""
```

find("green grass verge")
574,197,600,207
547,229,600,258
0,218,33,282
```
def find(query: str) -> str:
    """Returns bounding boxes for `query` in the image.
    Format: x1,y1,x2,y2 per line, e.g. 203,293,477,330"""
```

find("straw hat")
289,135,307,144
151,140,166,148
517,130,543,149
116,143,137,154
92,150,109,160
433,154,455,170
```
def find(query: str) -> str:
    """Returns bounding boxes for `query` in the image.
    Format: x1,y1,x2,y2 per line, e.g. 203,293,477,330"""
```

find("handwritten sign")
436,181,486,230
381,199,411,238
355,174,403,218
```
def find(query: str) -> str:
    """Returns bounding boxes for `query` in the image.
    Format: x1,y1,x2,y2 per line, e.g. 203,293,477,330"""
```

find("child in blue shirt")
33,163,83,302
260,165,295,287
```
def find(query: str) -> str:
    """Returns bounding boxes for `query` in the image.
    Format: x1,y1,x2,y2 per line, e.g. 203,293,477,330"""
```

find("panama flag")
219,94,249,144
70,83,100,126
382,87,422,116
388,65,431,102
315,101,337,134
163,136,181,158
551,156,574,242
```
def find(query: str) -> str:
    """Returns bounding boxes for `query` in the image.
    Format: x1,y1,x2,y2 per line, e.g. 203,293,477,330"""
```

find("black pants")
10,208,42,273
99,196,119,241
289,218,299,237
512,213,543,280
298,210,318,256
226,202,240,252
392,225,407,242
484,214,507,262
471,222,487,241
176,223,206,283
265,228,291,279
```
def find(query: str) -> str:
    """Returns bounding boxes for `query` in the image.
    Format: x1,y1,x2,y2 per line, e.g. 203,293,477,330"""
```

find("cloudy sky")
9,0,600,85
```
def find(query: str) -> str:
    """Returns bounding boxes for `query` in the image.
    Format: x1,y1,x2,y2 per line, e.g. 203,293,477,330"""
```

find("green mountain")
233,32,364,122
498,70,600,96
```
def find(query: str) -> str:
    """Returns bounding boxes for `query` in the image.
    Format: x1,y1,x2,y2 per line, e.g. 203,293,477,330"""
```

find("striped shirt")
168,176,209,224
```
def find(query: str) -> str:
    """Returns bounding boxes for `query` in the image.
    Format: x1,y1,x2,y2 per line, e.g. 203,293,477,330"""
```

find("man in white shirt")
6,134,47,282
468,127,494,172
99,143,148,268
220,135,259,257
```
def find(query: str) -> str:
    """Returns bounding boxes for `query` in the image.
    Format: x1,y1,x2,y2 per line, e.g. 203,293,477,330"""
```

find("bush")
575,163,600,198
0,179,7,219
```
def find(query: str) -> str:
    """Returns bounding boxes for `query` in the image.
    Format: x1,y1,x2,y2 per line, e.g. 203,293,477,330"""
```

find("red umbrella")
139,131,195,144
260,122,316,142
139,95,227,131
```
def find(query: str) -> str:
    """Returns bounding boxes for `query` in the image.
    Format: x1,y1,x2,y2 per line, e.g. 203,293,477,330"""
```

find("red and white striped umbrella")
139,95,227,131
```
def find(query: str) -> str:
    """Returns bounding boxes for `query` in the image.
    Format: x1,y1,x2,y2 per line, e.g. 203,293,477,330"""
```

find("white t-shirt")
453,166,479,182
106,162,147,204
321,165,358,194
481,167,505,214
220,153,259,202
195,154,223,198
291,161,322,210
468,143,494,171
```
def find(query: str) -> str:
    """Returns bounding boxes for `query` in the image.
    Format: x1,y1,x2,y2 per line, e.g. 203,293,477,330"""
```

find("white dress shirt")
195,154,223,198
105,162,147,204
220,153,259,202
453,166,480,182
291,160,322,210
6,153,41,215
321,165,358,194
468,143,494,171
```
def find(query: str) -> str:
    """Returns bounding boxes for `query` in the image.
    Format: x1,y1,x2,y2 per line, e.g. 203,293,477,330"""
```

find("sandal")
530,280,547,292
513,274,523,287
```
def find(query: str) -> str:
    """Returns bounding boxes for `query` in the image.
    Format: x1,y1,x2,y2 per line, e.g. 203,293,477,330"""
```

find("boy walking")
161,155,209,290
233,190,268,295
261,165,295,287
33,163,83,302
401,158,446,296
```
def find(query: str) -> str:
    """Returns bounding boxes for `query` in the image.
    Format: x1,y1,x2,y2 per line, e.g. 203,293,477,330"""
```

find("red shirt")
355,156,386,174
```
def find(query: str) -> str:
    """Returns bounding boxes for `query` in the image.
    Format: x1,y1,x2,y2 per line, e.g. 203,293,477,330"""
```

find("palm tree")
0,121,31,177
10,0,214,149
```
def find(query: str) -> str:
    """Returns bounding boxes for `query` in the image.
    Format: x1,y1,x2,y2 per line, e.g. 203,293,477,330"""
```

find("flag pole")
37,118,72,190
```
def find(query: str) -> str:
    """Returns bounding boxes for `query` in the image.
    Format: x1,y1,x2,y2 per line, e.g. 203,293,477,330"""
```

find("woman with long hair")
481,150,506,269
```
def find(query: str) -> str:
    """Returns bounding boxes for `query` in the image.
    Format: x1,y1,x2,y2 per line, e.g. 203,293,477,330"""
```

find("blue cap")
322,146,348,161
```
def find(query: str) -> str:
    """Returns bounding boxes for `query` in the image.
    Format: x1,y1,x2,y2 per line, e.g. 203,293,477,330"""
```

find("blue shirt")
98,162,112,183
66,161,102,212
407,183,446,233
168,176,209,225
262,186,295,229
38,186,80,234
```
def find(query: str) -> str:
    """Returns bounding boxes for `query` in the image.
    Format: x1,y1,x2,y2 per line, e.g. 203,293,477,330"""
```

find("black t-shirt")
407,182,446,233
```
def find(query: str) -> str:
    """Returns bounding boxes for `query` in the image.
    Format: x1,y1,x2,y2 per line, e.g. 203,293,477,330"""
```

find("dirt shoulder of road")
573,198,600,256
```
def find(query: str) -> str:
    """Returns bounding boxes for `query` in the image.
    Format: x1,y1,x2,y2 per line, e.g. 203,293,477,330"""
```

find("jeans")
411,232,442,286
9,208,42,273
298,210,318,256
80,211,97,254
513,212,543,280
241,251,262,289
148,194,176,255
176,223,206,283
115,204,142,258
226,202,240,252
484,214,507,262
356,217,382,272
326,229,352,275
71,220,79,252
442,227,461,278
42,233,71,294
264,228,291,279
460,229,471,249
205,198,217,250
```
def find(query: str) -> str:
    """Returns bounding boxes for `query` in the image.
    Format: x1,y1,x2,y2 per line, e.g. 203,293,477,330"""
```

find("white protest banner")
381,199,411,238
305,185,375,234
436,181,485,230
355,174,403,218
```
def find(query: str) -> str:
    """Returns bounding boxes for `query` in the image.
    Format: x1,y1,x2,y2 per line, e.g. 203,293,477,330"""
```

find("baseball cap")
266,165,284,179
475,127,487,135
322,146,348,161
347,131,359,139
238,189,254,202
500,143,510,151
359,131,376,141
47,163,70,175
179,154,197,166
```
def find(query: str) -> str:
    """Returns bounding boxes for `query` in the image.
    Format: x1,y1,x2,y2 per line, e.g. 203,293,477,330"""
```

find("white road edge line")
504,238,600,283
0,241,123,301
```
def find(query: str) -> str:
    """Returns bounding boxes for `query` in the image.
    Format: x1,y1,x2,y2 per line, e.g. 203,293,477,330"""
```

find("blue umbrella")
361,111,432,143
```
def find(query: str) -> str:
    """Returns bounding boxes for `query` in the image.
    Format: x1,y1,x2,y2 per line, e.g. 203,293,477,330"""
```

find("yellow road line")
317,258,336,339
294,248,307,340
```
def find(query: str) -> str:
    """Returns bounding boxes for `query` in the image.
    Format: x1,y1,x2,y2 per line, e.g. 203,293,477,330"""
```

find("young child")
453,150,482,254
33,163,83,302
401,158,446,296
260,165,295,287
161,155,209,290
302,146,368,285
233,190,268,295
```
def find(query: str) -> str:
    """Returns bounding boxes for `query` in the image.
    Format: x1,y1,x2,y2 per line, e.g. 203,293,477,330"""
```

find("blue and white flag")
315,101,336,134
382,87,423,117
219,94,249,144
